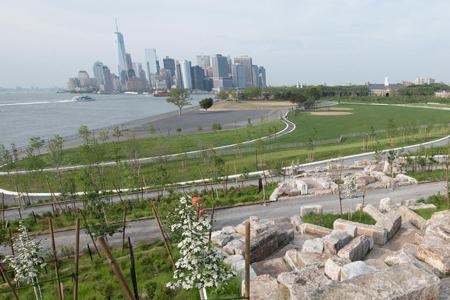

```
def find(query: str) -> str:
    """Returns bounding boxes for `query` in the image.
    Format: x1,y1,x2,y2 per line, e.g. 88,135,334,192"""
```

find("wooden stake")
244,221,250,300
8,228,14,256
97,237,134,300
0,263,19,300
73,218,80,300
128,237,139,300
149,200,176,270
87,243,93,261
48,218,63,300
208,205,216,242
1,193,4,225
121,205,128,253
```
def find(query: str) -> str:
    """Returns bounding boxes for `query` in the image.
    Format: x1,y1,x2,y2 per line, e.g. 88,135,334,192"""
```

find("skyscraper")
258,66,267,88
163,56,176,76
212,54,229,78
179,60,193,89
191,65,205,90
252,65,260,87
196,55,211,73
145,49,159,75
114,22,128,83
93,61,105,86
234,56,253,87
175,61,183,88
125,53,133,72
102,65,113,92
232,64,246,89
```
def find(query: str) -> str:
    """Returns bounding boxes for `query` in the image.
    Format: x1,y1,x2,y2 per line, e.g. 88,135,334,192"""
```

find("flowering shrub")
167,197,234,290
3,222,47,300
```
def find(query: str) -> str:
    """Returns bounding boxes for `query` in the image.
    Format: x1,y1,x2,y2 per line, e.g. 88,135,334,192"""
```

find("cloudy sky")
1,0,450,87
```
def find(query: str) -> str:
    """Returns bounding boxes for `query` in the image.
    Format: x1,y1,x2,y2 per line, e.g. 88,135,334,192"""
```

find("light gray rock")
302,238,324,254
408,203,437,210
247,274,284,300
300,205,323,217
378,197,394,212
211,231,232,247
224,254,256,279
252,257,292,278
290,214,303,232
269,187,280,201
398,206,427,229
362,204,384,222
284,249,328,271
223,239,244,255
222,226,236,235
304,263,440,300
322,230,353,255
375,211,402,241
340,261,377,281
300,223,332,237
324,256,351,281
440,278,450,300
338,235,373,261
277,266,331,300
333,219,387,245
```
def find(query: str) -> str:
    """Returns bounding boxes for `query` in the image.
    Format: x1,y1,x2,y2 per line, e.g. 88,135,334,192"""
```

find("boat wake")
0,99,76,107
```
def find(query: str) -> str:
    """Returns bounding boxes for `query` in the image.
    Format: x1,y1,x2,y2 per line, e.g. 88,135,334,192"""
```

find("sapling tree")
3,222,47,300
167,197,234,294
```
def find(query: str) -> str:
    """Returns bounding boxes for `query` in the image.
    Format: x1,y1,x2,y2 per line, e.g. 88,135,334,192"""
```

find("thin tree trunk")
127,237,139,300
0,263,19,300
48,218,63,300
73,218,80,300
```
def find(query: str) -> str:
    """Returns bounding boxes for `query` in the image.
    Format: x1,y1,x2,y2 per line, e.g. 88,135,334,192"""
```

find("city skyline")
2,0,450,87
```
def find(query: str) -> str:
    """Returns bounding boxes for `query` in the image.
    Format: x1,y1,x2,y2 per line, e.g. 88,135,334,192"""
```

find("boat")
72,95,95,102
153,90,168,97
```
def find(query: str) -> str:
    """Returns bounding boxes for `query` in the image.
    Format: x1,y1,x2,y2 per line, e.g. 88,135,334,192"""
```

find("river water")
0,91,204,148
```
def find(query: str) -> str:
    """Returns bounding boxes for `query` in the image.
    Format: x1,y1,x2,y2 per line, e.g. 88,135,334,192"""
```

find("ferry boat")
153,90,168,97
72,95,95,102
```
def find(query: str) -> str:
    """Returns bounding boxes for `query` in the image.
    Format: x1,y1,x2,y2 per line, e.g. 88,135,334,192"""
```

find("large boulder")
338,235,373,261
302,238,324,254
398,206,427,229
290,214,303,232
416,211,450,275
223,239,244,255
277,266,331,300
224,254,256,279
300,223,332,237
340,261,377,281
252,257,292,278
378,197,394,212
300,205,323,217
247,274,285,300
211,231,233,247
395,174,418,185
362,204,384,222
333,219,387,245
324,256,351,281
322,230,353,255
375,211,402,240
304,263,440,299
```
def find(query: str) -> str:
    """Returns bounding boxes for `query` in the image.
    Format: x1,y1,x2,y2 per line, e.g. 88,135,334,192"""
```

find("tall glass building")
115,23,128,83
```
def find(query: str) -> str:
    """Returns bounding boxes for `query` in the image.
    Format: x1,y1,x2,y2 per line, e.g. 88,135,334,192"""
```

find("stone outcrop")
248,274,285,300
338,235,373,261
417,211,450,275
305,263,440,299
322,230,353,255
340,261,377,281
277,266,331,300
300,205,323,217
300,223,332,237
324,256,351,281
333,219,387,245
302,238,324,254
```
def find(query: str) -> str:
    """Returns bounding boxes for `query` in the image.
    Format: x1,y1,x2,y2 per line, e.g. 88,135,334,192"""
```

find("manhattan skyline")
2,0,450,87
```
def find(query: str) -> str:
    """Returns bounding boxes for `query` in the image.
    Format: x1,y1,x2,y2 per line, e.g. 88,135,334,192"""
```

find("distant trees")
397,83,450,96
166,88,191,115
199,98,214,111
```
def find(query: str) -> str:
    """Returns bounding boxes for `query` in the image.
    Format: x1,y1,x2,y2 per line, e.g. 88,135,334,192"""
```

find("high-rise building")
191,65,205,90
232,63,246,89
163,56,176,76
145,48,159,75
212,54,229,78
258,66,266,88
252,65,260,87
179,60,193,89
175,61,183,88
234,56,253,87
196,55,211,73
137,63,147,81
114,22,128,83
93,61,106,86
102,65,113,92
126,53,133,72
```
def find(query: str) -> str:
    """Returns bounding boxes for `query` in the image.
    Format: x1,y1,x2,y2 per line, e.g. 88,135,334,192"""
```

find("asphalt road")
0,181,445,255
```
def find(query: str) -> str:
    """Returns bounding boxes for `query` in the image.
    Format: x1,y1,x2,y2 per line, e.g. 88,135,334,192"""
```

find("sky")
1,0,450,88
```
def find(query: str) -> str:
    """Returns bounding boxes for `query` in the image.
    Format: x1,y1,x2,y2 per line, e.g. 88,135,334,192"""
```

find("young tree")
167,88,191,115
3,222,46,300
199,98,214,111
167,197,234,295
216,89,228,100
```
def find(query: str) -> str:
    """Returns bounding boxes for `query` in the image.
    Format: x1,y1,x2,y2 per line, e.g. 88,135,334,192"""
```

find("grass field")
7,120,284,169
0,240,241,300
302,211,376,229
414,194,449,219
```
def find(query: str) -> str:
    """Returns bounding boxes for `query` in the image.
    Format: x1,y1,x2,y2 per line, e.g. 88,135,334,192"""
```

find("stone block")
300,205,323,217
224,254,256,279
302,238,324,254
211,231,232,247
277,266,331,300
324,256,351,281
252,257,292,278
340,261,377,281
247,274,285,300
362,204,384,222
333,219,387,245
376,211,402,241
337,235,373,261
223,239,244,255
398,206,427,229
378,197,394,212
322,230,353,255
283,249,327,271
300,223,332,237
290,214,303,232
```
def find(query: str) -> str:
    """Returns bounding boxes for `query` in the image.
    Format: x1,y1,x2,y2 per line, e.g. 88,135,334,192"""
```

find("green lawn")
414,194,449,219
7,120,284,170
0,241,241,300
302,211,376,229
408,170,447,182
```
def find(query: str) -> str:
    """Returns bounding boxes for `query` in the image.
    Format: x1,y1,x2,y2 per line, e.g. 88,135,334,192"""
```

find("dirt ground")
310,111,353,116
209,100,294,111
